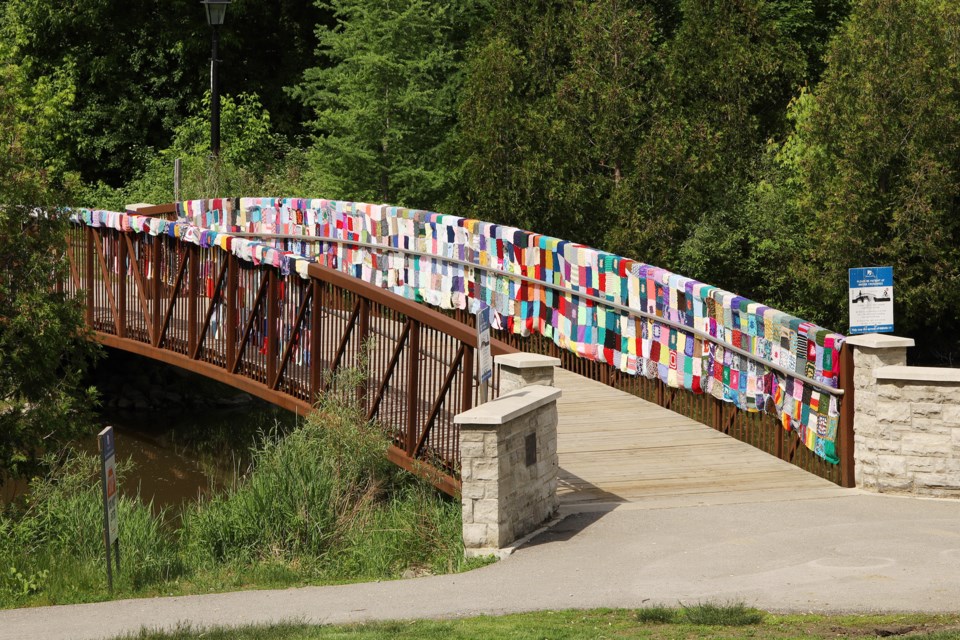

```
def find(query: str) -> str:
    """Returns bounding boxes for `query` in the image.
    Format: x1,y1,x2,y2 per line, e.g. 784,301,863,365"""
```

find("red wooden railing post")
226,254,238,370
84,225,94,328
266,268,279,385
838,343,856,488
406,321,421,456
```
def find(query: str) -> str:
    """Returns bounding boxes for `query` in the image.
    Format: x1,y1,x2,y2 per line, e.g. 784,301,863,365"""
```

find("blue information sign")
848,266,894,335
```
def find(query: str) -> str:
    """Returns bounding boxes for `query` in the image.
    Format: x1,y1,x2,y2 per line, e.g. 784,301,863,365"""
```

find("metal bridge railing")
65,222,516,496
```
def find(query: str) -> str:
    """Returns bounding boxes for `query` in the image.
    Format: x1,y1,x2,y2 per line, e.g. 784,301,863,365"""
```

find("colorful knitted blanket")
73,197,846,464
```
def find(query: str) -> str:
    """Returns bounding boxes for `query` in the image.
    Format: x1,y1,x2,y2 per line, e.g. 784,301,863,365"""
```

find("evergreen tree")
458,0,659,248
792,0,960,360
294,0,484,209
610,0,808,268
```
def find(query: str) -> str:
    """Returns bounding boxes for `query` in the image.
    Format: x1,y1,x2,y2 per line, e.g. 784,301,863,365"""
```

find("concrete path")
2,492,960,640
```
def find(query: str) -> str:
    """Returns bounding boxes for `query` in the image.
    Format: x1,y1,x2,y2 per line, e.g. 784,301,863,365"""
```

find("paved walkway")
3,372,960,639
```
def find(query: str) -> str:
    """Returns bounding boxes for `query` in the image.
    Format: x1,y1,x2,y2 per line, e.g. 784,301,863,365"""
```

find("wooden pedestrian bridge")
64,198,855,509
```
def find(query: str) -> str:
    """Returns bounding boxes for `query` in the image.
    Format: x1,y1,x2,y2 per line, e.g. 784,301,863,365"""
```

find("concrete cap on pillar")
494,353,562,369
845,334,915,349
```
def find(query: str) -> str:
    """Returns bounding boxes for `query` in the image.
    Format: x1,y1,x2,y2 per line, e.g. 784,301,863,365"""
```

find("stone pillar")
495,353,561,394
456,385,561,557
846,334,914,490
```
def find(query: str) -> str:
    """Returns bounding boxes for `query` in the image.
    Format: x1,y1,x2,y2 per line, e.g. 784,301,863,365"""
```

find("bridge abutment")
848,334,960,497
456,354,561,557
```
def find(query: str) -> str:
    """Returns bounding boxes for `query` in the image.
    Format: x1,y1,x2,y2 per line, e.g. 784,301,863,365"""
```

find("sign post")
477,306,492,405
848,266,894,335
98,427,120,592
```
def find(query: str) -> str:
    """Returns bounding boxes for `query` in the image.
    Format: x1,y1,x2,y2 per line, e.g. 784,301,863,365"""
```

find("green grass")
106,609,960,640
0,383,479,608
679,601,764,625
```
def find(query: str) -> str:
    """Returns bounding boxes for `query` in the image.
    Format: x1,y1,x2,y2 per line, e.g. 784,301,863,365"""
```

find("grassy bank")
111,609,960,640
0,390,478,608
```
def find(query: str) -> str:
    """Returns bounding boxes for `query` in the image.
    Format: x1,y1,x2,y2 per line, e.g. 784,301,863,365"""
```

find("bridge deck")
553,368,851,510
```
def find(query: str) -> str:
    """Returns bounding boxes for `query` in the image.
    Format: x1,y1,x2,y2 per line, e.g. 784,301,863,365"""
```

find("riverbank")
0,385,476,609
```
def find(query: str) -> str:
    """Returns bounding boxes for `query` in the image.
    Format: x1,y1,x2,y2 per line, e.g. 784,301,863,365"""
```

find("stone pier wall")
849,334,960,497
456,354,561,557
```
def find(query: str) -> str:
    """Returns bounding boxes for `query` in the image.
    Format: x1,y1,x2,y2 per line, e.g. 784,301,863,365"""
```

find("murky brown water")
2,348,294,511
80,405,294,514
79,420,231,511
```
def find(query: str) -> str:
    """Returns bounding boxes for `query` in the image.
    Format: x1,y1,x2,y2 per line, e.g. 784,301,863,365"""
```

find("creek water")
79,411,240,512
1,348,297,511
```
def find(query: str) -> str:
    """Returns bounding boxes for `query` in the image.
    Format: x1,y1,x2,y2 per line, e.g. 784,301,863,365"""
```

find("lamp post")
202,0,230,158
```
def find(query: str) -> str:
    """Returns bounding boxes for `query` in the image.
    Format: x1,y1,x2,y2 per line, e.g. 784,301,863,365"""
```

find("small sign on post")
848,266,894,335
477,305,492,404
98,427,120,591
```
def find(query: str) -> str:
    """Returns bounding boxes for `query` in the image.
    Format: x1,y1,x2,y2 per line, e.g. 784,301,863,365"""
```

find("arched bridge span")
67,198,856,494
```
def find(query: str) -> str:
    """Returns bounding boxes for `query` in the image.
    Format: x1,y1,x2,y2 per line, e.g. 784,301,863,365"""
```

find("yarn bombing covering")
73,197,846,464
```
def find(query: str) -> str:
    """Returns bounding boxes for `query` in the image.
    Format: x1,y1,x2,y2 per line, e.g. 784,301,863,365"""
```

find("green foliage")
748,0,960,360
635,606,677,623
611,0,809,267
0,42,100,481
0,452,181,605
293,0,485,208
458,0,661,248
1,0,325,187
80,93,306,209
0,386,466,607
100,610,960,640
181,381,461,579
680,602,764,626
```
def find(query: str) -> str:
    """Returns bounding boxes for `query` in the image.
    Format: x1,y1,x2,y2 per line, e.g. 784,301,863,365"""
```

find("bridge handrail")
65,217,514,495
224,231,844,397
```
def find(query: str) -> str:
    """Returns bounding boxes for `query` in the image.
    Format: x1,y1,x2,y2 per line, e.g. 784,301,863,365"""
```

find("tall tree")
610,0,808,268
294,0,484,209
457,0,661,247
792,0,960,360
0,45,99,482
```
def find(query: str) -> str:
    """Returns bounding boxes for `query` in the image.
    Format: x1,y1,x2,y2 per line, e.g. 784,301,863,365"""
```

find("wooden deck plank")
552,368,848,509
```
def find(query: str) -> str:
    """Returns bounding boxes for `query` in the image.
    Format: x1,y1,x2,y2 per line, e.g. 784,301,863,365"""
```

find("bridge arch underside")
95,332,313,415
94,332,457,494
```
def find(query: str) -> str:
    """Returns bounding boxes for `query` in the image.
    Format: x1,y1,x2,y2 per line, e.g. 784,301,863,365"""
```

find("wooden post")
117,231,127,338
226,254,239,370
406,322,421,456
838,343,856,488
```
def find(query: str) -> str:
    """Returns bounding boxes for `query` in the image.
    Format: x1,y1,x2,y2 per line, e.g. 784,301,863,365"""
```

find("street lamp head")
202,0,230,26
